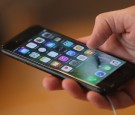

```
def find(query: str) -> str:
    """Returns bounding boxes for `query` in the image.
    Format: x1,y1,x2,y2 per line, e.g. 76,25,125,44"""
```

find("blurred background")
0,1,135,115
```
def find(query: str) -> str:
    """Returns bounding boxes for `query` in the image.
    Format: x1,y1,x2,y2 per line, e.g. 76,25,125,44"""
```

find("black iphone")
1,25,135,94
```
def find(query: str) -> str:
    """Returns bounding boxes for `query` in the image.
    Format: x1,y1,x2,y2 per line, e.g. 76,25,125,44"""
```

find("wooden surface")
0,1,135,115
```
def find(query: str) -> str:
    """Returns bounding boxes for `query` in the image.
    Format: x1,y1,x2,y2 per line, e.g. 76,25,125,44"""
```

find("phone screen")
13,29,126,85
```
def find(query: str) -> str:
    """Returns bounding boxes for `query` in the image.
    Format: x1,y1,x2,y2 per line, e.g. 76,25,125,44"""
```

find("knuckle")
95,13,107,21
95,12,113,23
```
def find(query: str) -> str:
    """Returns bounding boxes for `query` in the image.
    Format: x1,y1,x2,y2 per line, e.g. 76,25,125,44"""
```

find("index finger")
86,14,112,49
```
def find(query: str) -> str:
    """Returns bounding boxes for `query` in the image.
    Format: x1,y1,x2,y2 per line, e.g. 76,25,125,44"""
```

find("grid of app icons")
47,51,58,57
86,75,99,84
110,60,121,66
50,61,62,67
95,71,106,77
66,50,77,56
69,60,80,66
61,66,73,72
38,47,46,52
44,42,56,48
55,46,67,52
18,47,30,54
40,56,51,63
58,56,70,62
29,52,40,58
73,45,84,51
84,50,95,56
77,55,87,61
17,30,123,84
34,37,45,43
54,37,62,42
26,42,37,49
41,32,53,38
63,41,74,47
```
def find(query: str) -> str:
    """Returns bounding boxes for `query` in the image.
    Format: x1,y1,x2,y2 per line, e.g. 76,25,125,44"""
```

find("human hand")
42,6,135,109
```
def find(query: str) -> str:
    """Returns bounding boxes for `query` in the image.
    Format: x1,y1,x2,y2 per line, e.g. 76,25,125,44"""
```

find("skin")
42,6,135,109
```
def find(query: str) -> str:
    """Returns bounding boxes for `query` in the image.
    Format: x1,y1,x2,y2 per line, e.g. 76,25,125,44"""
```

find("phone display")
1,26,135,94
14,29,126,85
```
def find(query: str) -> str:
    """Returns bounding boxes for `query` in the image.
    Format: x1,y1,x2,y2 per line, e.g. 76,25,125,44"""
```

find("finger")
86,11,125,49
62,78,87,100
108,91,134,109
42,75,63,90
86,13,112,49
77,36,90,43
122,77,135,103
87,90,134,110
98,34,134,61
87,91,111,109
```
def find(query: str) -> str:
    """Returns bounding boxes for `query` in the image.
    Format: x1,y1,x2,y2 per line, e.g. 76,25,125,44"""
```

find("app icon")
61,66,72,72
58,56,69,62
110,60,121,66
29,52,40,58
47,51,58,57
95,71,106,77
86,75,99,83
73,45,84,51
18,47,29,54
55,46,67,52
54,37,62,42
66,50,77,56
41,32,52,38
77,55,87,61
51,61,62,67
34,37,45,43
101,65,113,72
38,48,46,52
26,42,37,49
40,56,51,63
44,42,56,48
84,50,95,56
63,41,74,47
69,60,80,66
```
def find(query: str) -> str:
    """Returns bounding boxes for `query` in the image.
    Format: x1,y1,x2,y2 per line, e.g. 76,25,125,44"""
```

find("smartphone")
1,25,135,94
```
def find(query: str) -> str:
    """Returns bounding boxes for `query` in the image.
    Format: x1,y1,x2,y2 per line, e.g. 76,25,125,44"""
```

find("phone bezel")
1,25,135,94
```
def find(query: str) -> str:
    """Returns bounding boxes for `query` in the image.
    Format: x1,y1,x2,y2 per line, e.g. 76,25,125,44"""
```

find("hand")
42,6,135,109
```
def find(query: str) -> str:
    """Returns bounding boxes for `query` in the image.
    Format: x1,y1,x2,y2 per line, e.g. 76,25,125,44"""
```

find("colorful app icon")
38,47,46,52
95,71,106,77
44,42,56,48
101,65,113,72
61,65,72,72
63,41,74,47
58,56,69,62
84,50,95,56
66,50,77,56
26,42,37,49
41,32,52,38
77,55,87,61
40,56,51,63
69,60,80,66
47,51,58,57
18,47,30,54
55,46,67,52
110,60,121,66
73,45,84,51
34,37,45,43
86,75,99,84
50,61,62,67
54,37,62,42
29,52,40,58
